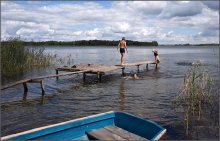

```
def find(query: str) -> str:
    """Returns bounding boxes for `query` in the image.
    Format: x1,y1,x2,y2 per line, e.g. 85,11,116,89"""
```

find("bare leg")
121,54,123,64
156,56,160,63
121,53,124,64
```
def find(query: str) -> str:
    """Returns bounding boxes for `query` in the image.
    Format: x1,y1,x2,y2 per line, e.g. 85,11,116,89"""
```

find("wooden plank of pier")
56,63,123,74
30,70,89,80
57,61,158,78
115,61,158,75
1,70,88,90
115,61,156,67
1,79,31,90
56,63,123,82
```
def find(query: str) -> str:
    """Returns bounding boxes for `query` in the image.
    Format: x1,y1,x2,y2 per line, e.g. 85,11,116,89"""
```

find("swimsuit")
120,48,125,53
153,51,160,63
154,52,158,56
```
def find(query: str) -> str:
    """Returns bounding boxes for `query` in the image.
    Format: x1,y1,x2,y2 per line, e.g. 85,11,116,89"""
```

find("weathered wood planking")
115,61,158,75
1,79,31,90
57,63,123,73
1,61,157,91
87,125,148,140
87,128,126,140
30,70,88,80
1,70,88,90
115,61,157,67
104,126,148,140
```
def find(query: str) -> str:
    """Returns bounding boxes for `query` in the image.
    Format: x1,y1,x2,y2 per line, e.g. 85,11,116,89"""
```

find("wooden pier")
115,61,158,75
56,63,123,82
1,70,88,94
1,61,158,98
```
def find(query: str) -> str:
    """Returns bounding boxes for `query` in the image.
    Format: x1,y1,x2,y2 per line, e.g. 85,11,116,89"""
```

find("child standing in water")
152,48,160,63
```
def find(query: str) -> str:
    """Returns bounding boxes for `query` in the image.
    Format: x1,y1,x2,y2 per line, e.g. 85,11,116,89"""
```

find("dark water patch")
176,60,208,66
163,121,189,140
1,94,59,110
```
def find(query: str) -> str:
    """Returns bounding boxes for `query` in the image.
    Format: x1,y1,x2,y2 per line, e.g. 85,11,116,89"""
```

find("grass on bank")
1,37,53,81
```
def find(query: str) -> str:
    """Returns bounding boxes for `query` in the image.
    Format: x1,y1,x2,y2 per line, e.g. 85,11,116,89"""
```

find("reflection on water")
119,79,125,111
1,46,219,139
22,94,45,105
39,95,45,105
22,92,28,101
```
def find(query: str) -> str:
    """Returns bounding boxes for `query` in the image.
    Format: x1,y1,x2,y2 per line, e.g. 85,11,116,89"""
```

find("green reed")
1,37,53,81
172,61,214,136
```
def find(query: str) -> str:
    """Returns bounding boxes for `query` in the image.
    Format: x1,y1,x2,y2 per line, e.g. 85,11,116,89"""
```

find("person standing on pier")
117,37,128,65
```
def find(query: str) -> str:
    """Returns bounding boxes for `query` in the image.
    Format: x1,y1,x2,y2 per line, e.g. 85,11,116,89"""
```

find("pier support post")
97,72,102,82
146,64,148,71
137,65,140,73
40,80,45,95
23,82,28,93
56,69,59,80
122,67,125,76
27,79,45,95
83,72,86,81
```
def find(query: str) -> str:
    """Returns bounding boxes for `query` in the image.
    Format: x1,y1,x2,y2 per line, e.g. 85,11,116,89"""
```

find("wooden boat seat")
86,125,149,140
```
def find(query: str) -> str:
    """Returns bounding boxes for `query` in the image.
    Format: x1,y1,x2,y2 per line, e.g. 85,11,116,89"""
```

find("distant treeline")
193,43,219,46
1,40,159,46
173,43,219,46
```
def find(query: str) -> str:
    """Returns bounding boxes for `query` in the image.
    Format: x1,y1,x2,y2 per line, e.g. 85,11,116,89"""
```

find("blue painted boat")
1,111,166,140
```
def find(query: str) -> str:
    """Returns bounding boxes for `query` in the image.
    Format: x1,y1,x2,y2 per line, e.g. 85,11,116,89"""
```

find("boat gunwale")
114,111,166,140
152,128,167,140
1,111,166,140
1,111,115,140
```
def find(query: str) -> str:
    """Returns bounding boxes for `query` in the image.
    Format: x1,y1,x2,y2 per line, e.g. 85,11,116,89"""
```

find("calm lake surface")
1,46,219,140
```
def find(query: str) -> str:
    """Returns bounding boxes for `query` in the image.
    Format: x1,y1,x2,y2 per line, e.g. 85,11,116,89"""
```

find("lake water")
1,46,219,140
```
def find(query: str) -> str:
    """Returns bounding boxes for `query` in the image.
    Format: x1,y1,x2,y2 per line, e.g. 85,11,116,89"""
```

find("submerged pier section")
1,70,88,94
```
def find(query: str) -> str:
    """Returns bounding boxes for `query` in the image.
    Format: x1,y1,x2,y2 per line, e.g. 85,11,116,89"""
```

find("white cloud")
158,1,203,18
108,22,131,33
86,28,102,37
1,1,219,44
180,1,190,3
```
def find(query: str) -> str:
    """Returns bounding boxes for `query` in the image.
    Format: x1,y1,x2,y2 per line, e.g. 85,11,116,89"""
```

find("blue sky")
1,1,219,44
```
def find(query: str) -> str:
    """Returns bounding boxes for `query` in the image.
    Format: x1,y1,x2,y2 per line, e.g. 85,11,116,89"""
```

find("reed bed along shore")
172,61,219,139
1,38,53,82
